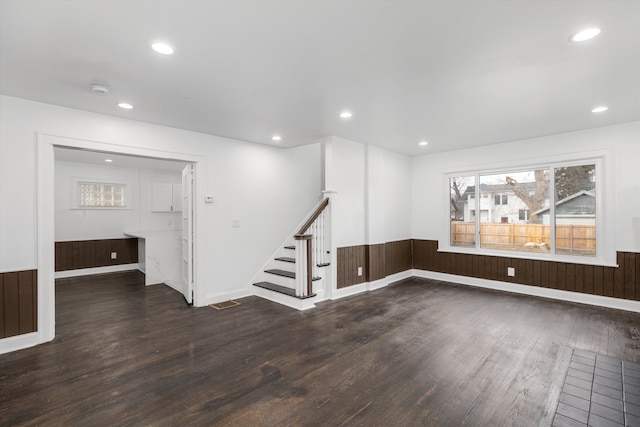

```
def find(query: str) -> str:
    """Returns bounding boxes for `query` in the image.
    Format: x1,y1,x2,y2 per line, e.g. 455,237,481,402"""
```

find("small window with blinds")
78,182,127,207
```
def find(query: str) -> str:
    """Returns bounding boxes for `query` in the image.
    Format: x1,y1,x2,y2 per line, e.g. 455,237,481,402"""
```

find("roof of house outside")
533,190,595,216
461,182,538,201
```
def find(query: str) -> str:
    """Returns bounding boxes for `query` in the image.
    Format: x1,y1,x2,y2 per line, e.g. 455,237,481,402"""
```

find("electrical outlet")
507,267,515,277
357,267,363,276
111,252,117,260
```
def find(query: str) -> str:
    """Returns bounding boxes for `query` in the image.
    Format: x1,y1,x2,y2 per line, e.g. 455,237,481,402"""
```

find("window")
79,182,126,207
449,175,476,247
494,194,508,205
71,178,132,209
445,156,611,265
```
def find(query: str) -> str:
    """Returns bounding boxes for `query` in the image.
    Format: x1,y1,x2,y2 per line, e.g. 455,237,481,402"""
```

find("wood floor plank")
1,271,639,426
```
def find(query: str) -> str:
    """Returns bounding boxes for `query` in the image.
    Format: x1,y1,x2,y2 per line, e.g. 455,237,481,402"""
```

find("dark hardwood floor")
1,271,639,426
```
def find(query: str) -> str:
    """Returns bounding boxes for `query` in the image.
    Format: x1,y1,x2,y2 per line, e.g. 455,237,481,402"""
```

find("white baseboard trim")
202,289,251,307
412,269,640,314
384,270,414,286
331,282,369,300
54,264,139,279
252,286,318,310
0,332,39,355
331,270,415,300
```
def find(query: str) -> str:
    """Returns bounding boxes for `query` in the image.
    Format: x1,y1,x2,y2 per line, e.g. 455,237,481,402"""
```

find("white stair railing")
294,197,330,297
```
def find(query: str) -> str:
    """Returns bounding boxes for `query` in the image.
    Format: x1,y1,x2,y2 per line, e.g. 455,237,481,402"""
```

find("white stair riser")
265,273,296,287
274,260,296,271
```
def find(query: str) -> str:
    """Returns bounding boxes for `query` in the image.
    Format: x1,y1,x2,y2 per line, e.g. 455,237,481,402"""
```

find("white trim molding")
412,269,640,314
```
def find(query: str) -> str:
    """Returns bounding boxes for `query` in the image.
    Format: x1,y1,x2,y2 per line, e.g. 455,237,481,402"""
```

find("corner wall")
325,137,412,289
0,95,321,350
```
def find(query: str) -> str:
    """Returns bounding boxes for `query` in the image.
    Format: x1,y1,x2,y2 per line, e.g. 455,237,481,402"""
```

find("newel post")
294,234,312,297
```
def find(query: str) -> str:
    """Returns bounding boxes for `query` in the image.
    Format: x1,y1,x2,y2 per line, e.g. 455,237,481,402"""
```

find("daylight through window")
449,162,597,258
79,182,126,208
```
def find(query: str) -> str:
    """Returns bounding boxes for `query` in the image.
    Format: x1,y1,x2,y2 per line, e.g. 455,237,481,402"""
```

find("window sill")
437,245,619,268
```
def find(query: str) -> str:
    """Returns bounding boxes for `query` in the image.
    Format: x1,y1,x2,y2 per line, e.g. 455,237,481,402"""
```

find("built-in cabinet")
151,183,182,212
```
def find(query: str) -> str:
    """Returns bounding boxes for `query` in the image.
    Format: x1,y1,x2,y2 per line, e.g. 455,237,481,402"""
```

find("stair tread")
265,268,295,278
264,269,321,281
275,257,295,263
253,282,316,299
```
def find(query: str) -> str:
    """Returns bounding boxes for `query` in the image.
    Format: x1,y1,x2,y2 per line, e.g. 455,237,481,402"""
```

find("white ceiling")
54,147,188,171
1,0,639,156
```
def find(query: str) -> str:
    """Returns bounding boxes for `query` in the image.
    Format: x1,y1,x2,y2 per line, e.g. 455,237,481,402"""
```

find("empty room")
1,1,639,426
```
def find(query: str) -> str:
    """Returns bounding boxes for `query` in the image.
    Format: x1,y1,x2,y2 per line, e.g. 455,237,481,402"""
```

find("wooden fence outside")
451,222,596,254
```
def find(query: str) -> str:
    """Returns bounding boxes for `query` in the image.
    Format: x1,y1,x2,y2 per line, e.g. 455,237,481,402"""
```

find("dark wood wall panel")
412,239,640,302
385,240,413,276
367,244,386,282
337,245,367,288
55,238,138,272
337,240,413,288
1,269,37,339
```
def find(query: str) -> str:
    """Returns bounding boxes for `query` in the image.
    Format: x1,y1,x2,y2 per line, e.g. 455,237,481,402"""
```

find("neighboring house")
533,190,596,225
460,182,545,224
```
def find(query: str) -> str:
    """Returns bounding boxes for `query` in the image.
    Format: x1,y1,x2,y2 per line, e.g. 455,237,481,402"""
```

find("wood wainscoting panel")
55,238,138,271
367,244,386,282
385,240,413,276
337,245,367,288
337,239,413,288
412,239,640,302
1,269,37,339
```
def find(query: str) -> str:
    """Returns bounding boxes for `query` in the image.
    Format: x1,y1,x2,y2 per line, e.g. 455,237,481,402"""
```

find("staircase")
252,197,331,310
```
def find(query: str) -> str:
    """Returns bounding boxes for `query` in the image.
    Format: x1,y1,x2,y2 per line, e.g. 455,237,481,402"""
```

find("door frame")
37,132,205,344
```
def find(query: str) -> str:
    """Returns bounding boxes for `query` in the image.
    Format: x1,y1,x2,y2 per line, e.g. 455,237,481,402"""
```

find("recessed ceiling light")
272,135,282,141
339,111,352,119
105,159,113,163
419,141,428,146
151,42,174,55
591,106,608,113
570,28,601,42
118,102,134,110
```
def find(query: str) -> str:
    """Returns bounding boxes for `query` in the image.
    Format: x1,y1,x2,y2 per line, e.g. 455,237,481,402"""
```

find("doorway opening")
38,133,204,345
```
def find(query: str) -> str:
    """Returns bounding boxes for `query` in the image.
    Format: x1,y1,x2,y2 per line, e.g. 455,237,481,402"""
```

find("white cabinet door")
151,182,182,212
151,183,173,212
172,183,182,212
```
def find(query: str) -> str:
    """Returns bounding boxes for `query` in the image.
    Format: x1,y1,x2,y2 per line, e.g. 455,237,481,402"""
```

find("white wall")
412,120,640,252
383,149,412,242
328,137,366,247
0,95,321,305
325,136,412,248
54,161,183,241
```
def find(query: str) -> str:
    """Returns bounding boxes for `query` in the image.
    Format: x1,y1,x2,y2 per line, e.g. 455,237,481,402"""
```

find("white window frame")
71,177,133,210
441,150,616,267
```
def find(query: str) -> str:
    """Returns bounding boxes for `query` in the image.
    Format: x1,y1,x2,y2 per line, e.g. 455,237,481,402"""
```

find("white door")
181,164,194,304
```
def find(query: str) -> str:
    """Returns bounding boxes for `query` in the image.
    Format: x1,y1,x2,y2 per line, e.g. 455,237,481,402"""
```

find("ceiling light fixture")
151,42,174,55
570,28,601,42
272,135,282,141
591,106,608,113
419,141,428,146
339,111,352,119
117,102,134,110
90,83,110,95
105,159,113,163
